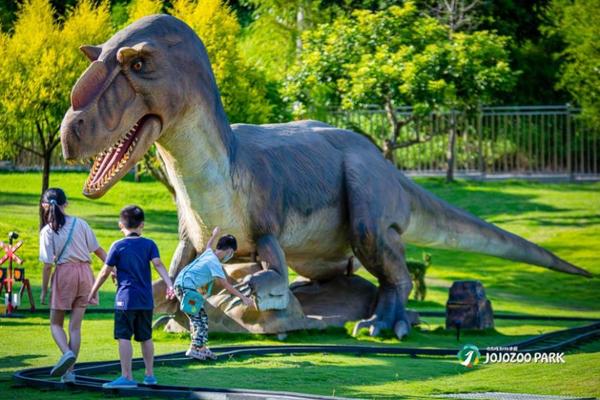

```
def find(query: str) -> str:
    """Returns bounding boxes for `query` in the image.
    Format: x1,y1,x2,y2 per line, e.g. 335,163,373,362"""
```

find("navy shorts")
114,309,153,342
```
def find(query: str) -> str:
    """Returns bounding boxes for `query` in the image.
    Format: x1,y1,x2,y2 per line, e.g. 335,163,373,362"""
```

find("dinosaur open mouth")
84,115,151,193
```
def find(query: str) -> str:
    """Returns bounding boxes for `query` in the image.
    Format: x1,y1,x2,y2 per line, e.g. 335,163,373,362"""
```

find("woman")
39,188,106,382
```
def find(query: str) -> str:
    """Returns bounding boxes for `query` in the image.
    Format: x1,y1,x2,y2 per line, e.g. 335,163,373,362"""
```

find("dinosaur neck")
156,106,237,249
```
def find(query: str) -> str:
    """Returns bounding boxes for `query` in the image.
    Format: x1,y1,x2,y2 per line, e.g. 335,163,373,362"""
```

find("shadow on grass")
0,191,42,207
491,214,600,227
0,191,112,209
0,354,44,369
416,178,576,219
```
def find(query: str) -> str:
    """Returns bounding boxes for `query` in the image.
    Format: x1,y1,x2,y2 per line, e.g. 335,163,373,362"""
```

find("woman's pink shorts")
51,262,98,310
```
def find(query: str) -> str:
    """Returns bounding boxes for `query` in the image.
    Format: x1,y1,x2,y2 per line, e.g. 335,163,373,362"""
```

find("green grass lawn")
0,171,599,399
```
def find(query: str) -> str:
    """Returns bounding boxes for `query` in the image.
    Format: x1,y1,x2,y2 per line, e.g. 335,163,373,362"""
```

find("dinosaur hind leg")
344,153,413,339
351,226,413,339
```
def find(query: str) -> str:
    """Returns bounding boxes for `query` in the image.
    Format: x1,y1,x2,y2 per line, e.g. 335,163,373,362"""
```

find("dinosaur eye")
131,60,143,72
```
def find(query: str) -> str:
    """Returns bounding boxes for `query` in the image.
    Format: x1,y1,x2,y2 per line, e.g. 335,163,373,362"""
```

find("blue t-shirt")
174,249,225,290
106,236,159,310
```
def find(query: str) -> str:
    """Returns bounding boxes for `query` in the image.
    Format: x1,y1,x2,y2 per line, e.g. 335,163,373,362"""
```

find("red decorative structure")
0,232,35,315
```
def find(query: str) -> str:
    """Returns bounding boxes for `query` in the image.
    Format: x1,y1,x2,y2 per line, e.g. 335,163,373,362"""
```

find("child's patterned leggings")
188,308,209,347
175,286,209,347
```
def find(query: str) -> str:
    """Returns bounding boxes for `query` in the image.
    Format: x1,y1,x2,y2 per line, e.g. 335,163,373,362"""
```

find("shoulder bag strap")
55,218,78,265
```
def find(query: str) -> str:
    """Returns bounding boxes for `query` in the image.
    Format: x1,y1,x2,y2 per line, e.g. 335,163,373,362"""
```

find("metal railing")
4,105,599,178
320,105,600,178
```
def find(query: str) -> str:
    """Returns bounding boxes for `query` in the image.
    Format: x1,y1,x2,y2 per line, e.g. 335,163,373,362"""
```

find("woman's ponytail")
41,188,67,232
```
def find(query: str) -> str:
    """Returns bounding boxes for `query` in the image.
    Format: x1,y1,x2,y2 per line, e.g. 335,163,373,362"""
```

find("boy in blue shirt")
175,226,253,361
88,205,174,388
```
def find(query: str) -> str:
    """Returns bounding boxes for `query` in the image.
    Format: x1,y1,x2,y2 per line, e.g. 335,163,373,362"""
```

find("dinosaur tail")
399,176,592,277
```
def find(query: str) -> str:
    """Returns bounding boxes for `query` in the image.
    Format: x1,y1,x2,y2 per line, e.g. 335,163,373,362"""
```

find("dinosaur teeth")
86,116,148,192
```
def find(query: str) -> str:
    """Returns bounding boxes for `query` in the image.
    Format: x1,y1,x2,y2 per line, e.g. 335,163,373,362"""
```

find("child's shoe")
199,348,217,360
186,347,206,360
50,350,76,377
61,371,76,383
102,376,137,389
142,375,157,385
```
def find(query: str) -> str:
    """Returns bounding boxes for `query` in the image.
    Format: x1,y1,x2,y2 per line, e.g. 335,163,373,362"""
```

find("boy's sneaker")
199,348,217,360
186,347,206,360
102,376,137,389
50,350,76,377
61,371,76,383
142,375,157,385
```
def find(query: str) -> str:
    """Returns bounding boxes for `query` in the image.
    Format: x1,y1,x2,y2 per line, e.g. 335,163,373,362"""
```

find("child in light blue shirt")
174,227,252,360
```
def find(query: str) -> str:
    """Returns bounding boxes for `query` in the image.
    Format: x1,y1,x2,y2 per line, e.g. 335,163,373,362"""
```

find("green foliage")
126,0,163,24
284,2,516,121
168,0,276,123
239,0,329,80
0,0,113,161
544,0,600,124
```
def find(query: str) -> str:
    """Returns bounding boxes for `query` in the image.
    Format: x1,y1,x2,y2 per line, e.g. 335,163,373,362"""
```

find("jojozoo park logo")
457,344,481,368
458,344,566,367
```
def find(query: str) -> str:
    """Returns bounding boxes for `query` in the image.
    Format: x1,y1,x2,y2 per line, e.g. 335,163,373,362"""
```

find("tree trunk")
383,139,396,165
446,111,457,183
144,152,176,200
39,151,52,229
296,3,305,54
134,163,141,182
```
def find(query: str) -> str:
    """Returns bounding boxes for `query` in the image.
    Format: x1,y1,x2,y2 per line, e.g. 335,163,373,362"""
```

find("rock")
290,274,378,327
445,280,494,330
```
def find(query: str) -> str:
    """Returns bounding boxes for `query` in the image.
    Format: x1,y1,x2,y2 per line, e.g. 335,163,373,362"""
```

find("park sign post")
0,231,35,315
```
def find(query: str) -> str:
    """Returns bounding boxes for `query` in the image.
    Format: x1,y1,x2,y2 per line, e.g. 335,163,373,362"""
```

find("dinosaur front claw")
235,282,252,297
245,270,289,311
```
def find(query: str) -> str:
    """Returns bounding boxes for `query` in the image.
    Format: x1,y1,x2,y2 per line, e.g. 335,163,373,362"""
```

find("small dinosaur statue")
406,253,431,301
60,15,591,339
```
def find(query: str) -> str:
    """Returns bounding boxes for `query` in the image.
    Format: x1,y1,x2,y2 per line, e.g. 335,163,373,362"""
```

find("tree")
170,0,275,124
441,31,516,181
239,0,326,82
284,3,448,163
284,2,516,171
0,0,112,199
544,0,600,124
126,0,163,25
422,0,483,33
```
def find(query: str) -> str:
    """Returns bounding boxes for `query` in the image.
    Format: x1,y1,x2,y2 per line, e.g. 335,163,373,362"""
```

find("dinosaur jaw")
83,114,162,198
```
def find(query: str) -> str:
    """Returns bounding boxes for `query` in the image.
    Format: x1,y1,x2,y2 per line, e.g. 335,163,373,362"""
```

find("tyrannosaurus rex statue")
60,15,590,339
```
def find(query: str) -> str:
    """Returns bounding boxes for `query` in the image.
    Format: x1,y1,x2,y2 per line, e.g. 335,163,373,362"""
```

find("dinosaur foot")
352,284,412,340
217,269,289,311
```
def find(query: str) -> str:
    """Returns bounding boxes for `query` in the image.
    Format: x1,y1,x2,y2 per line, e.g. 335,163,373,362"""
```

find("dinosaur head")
61,14,219,198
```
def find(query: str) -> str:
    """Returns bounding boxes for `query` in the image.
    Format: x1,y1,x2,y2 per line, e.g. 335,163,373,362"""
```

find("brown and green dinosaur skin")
60,15,591,339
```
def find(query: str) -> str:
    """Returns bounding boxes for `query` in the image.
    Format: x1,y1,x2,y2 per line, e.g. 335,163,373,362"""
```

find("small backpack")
180,281,213,314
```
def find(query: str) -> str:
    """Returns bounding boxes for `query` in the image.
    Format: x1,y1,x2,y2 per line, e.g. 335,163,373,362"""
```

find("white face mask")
221,250,233,263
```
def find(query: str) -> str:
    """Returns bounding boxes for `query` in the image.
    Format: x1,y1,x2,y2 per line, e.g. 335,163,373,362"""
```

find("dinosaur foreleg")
168,237,197,278
220,234,290,311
